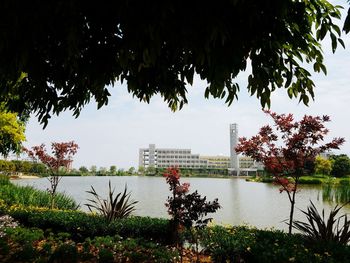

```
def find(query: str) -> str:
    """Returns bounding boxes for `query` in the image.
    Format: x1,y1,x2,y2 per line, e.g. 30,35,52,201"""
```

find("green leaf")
320,64,327,75
338,38,345,49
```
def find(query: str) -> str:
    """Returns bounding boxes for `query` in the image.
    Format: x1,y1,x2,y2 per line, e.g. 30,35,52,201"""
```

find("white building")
139,123,265,173
139,144,208,169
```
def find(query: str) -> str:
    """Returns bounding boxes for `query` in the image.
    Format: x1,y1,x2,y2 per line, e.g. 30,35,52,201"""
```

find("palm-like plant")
293,201,350,245
85,181,138,222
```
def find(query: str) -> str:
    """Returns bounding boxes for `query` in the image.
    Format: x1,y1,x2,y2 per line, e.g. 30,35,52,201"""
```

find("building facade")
139,144,208,169
200,155,230,169
139,144,263,171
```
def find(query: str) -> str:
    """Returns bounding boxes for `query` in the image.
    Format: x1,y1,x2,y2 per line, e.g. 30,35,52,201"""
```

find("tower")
230,123,239,175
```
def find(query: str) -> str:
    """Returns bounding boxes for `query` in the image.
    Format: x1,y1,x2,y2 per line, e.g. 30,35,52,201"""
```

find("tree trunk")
288,191,296,234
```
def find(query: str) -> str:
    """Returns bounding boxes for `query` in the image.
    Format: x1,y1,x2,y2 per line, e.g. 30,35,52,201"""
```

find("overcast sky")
24,1,350,169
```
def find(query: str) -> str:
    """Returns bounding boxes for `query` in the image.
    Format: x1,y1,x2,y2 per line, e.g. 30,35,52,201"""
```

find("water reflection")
13,177,350,231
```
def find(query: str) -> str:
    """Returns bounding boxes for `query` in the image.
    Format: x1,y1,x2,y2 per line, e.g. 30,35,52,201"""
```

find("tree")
109,165,117,175
79,166,89,175
97,167,108,176
0,110,26,158
128,167,136,175
30,162,48,174
164,167,220,247
0,1,343,126
90,165,97,175
0,160,15,174
235,111,344,234
24,141,79,208
11,160,32,174
138,166,145,175
330,154,350,177
314,156,333,175
146,166,156,176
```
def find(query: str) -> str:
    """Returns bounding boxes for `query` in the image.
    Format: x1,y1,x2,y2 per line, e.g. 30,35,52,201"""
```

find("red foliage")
235,111,345,234
164,167,220,230
164,167,182,191
235,111,345,180
24,141,79,172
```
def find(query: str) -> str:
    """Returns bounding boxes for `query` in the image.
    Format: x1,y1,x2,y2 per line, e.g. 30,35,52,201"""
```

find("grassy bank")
0,175,77,210
246,174,350,185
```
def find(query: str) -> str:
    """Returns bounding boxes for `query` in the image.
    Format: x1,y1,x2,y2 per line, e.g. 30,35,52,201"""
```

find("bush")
201,225,255,262
293,201,350,245
201,226,350,263
2,226,178,263
85,181,138,221
5,204,171,242
50,243,78,263
298,177,323,184
260,176,275,183
110,216,172,243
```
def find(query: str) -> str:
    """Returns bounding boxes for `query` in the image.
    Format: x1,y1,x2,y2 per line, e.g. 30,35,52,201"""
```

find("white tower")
230,123,239,175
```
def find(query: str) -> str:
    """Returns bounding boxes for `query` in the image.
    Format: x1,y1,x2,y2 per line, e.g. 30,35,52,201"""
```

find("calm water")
13,176,350,231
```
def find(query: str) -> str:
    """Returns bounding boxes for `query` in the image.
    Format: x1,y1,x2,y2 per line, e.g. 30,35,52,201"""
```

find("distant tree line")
0,160,138,177
75,165,137,176
0,160,47,175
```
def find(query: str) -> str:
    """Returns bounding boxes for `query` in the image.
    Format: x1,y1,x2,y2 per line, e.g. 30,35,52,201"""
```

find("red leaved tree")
24,141,79,208
235,111,344,234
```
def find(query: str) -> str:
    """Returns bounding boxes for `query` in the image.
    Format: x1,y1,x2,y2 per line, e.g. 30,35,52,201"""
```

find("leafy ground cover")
0,202,349,262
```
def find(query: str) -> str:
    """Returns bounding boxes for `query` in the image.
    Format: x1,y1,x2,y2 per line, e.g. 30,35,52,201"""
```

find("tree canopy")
0,1,344,125
0,109,26,158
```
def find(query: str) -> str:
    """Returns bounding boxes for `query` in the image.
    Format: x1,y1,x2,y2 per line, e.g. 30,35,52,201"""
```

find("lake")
13,176,350,231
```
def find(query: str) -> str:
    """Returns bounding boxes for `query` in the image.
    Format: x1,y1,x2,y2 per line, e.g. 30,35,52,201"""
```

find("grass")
322,183,350,203
247,174,350,185
0,175,77,210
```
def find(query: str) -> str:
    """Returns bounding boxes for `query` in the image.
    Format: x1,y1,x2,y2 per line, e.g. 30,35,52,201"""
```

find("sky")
24,1,350,170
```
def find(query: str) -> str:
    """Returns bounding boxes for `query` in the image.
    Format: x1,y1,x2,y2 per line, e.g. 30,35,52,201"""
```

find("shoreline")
10,175,40,179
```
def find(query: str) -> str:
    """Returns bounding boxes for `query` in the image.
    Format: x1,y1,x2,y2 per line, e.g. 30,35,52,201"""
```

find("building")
239,156,264,169
139,144,208,169
139,123,265,173
229,123,239,174
200,155,230,169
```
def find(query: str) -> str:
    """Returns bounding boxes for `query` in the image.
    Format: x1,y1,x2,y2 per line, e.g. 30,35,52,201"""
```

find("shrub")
201,225,255,262
110,216,171,243
293,201,350,245
260,176,275,183
164,167,220,229
85,181,138,221
4,226,44,244
50,242,78,263
298,177,323,184
5,204,171,242
98,248,114,263
201,226,350,263
2,226,179,263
